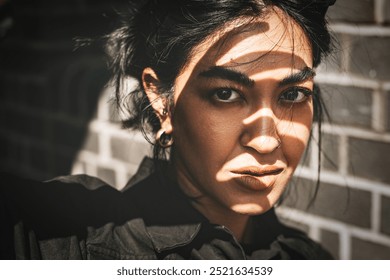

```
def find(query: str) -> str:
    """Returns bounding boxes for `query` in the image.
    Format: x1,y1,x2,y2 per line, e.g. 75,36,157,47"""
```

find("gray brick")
283,178,371,228
385,1,390,24
298,143,311,168
97,166,116,187
387,92,390,132
108,100,122,123
348,36,390,81
111,136,150,165
321,84,372,128
320,229,340,259
317,33,343,73
45,56,107,118
82,131,99,153
111,137,131,163
82,66,110,120
349,138,390,184
381,195,390,236
351,238,390,259
327,0,375,23
278,216,310,235
71,160,87,174
322,133,339,172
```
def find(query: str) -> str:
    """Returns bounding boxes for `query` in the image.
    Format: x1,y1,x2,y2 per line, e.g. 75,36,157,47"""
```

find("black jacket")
0,164,332,260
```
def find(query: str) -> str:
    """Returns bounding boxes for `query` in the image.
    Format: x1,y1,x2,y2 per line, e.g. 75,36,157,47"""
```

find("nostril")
244,135,282,154
241,110,281,154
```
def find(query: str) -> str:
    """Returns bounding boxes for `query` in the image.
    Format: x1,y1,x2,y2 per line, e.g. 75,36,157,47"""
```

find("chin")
231,203,271,216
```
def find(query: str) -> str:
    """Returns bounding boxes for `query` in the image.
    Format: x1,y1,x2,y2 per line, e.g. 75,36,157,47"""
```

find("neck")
172,162,253,242
191,198,252,242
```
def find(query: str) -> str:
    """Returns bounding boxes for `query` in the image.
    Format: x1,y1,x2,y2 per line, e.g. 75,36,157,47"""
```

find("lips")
230,166,284,191
231,166,284,177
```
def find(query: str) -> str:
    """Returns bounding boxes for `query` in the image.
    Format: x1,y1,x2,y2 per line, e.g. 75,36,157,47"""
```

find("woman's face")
170,8,314,218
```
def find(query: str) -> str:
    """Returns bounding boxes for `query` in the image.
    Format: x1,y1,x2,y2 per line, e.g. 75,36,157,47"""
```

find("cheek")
277,106,313,167
172,101,242,162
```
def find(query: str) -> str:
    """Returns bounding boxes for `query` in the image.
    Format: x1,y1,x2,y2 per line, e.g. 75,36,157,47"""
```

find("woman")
0,0,335,259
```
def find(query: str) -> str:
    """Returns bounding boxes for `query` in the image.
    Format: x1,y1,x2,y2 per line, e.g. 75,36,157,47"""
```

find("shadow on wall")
0,0,128,182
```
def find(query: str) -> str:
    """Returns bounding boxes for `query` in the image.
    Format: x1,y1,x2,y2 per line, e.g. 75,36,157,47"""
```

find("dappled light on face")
170,6,314,225
243,107,274,125
242,107,313,140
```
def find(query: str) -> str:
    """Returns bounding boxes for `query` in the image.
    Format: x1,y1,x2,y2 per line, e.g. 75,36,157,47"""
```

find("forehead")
175,6,312,90
213,10,311,69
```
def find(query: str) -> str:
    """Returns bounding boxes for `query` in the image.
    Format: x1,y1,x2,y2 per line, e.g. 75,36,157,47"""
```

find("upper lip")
231,166,284,177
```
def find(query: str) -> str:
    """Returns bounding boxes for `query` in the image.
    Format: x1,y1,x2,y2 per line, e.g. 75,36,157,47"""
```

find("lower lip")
232,173,280,191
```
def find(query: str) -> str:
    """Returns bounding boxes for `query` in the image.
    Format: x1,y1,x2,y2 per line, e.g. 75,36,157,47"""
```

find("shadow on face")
153,6,314,219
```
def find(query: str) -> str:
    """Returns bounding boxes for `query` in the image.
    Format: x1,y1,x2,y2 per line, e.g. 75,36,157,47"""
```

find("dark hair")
105,0,335,161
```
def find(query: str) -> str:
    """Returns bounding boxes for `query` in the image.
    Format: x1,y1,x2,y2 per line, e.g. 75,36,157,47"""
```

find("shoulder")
0,172,157,259
0,171,161,231
0,172,123,226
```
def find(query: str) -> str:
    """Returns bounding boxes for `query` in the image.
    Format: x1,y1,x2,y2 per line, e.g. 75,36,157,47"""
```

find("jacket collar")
124,159,208,253
146,223,202,253
123,158,287,255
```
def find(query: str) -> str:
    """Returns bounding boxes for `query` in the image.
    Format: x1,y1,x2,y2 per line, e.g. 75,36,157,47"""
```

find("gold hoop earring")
156,129,173,148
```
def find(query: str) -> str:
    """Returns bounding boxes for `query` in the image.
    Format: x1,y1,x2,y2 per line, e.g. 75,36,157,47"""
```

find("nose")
240,107,281,154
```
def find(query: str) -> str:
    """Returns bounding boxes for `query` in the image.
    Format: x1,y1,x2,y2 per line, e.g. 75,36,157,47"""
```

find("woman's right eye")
212,88,242,103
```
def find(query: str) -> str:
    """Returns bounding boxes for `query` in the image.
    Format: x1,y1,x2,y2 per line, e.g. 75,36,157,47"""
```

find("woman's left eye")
212,88,242,103
279,87,312,103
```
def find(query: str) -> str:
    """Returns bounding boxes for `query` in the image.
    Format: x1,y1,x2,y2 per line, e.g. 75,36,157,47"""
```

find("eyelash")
210,87,243,103
279,87,313,104
209,86,313,104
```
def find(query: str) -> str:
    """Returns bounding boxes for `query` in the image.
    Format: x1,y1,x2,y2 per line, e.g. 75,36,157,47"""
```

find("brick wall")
0,0,147,185
0,0,389,259
277,0,390,259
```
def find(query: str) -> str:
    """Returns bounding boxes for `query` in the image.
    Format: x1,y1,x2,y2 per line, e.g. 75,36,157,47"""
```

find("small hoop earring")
156,129,173,148
162,108,168,116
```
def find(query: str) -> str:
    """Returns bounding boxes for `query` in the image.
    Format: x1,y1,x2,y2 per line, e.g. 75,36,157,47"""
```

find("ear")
142,67,173,134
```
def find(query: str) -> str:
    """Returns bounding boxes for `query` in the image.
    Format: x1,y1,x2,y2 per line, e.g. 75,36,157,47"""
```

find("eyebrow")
198,66,255,88
278,66,316,87
198,65,315,88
